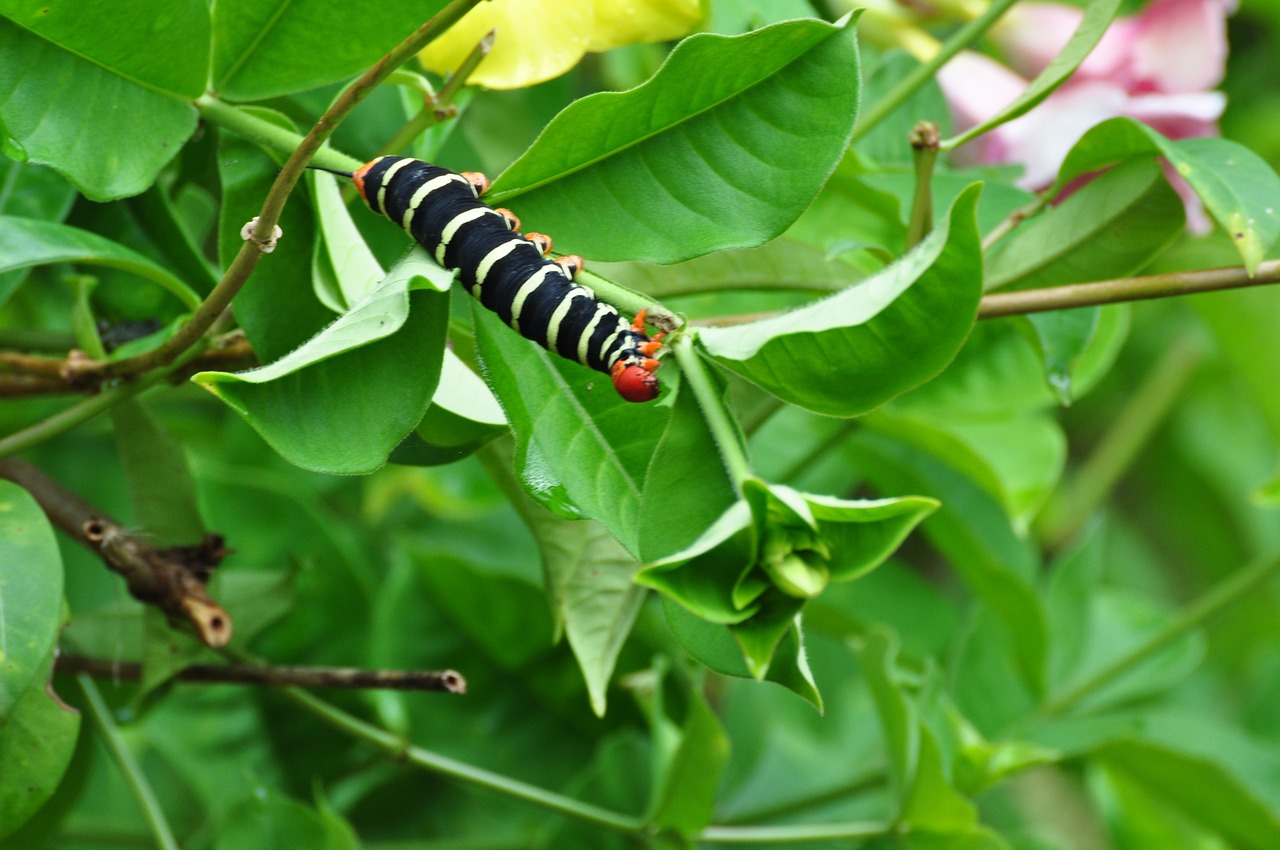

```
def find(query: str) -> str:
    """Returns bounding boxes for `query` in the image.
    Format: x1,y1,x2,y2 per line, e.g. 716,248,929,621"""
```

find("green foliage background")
2,0,1280,848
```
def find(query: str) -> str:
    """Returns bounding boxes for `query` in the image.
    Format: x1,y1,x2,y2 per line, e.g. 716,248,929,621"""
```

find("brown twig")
0,333,258,398
57,654,467,694
0,458,233,647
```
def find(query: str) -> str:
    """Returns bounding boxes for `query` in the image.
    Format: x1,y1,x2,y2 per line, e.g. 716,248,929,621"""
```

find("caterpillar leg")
557,255,584,278
460,171,491,197
494,208,521,231
525,232,553,255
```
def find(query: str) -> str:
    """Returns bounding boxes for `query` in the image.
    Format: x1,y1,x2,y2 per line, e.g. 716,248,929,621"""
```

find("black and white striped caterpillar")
336,155,663,402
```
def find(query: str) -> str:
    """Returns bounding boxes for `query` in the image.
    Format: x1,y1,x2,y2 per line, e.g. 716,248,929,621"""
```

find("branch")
59,654,467,694
0,458,233,647
977,260,1280,318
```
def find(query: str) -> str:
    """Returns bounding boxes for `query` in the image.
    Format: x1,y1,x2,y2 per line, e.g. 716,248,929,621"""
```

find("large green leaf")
211,0,447,101
474,304,732,557
0,216,202,311
193,253,448,474
0,480,62,721
697,184,983,418
1058,118,1280,274
0,10,201,199
488,15,862,263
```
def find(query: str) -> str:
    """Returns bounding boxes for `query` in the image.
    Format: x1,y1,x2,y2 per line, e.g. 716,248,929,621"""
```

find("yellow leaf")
420,0,703,89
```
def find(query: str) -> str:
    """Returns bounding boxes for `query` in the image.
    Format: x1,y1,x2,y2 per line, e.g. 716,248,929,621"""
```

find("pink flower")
939,0,1232,231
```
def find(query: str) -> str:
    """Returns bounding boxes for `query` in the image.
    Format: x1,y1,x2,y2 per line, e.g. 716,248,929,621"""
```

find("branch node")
241,217,284,253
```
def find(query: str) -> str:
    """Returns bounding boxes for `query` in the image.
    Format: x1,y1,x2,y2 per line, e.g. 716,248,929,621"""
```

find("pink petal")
937,51,1029,129
992,3,1084,77
1126,0,1231,93
1123,91,1227,138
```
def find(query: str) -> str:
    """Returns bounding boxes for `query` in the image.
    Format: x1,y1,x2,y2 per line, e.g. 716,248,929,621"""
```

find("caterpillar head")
611,361,661,403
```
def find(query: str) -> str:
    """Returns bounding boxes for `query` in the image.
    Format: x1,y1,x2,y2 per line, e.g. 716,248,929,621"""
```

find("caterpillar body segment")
351,155,662,402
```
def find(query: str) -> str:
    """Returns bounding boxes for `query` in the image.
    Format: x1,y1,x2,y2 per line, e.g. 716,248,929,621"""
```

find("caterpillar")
333,155,663,402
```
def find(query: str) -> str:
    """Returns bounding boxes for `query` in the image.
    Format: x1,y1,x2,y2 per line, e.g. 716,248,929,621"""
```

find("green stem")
905,122,940,249
197,97,362,173
699,821,892,844
77,675,181,850
378,30,495,159
1034,335,1202,549
1041,550,1280,717
981,191,1053,253
850,0,1021,145
280,686,645,834
673,335,753,491
980,260,1280,318
577,268,680,332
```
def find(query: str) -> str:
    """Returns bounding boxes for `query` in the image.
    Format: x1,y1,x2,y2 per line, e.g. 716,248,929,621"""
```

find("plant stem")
280,686,645,834
850,0,1020,145
77,675,181,850
673,335,754,491
1034,335,1202,549
699,821,892,843
981,192,1053,252
1041,549,1280,717
905,122,940,249
980,260,1280,318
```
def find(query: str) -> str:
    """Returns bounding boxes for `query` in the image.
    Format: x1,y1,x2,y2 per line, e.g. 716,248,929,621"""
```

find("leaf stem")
77,674,181,850
981,192,1053,252
1034,334,1202,549
1041,549,1280,717
850,0,1020,145
673,335,754,491
279,685,645,834
699,821,893,843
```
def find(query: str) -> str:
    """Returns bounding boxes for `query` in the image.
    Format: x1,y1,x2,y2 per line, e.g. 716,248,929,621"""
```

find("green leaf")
662,600,822,709
0,216,202,311
986,159,1185,292
857,631,977,830
648,688,731,835
512,505,645,717
0,16,198,200
0,480,63,720
472,300,685,554
489,15,862,263
390,350,507,466
849,432,1048,694
0,161,75,307
211,0,447,101
1022,309,1101,404
111,400,204,546
591,238,861,301
697,183,983,418
1096,726,1280,849
0,650,79,841
945,0,1123,148
1058,118,1280,274
194,254,448,474
215,789,358,850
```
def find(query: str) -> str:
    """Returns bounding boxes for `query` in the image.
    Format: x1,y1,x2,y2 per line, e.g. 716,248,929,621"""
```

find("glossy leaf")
986,159,1185,291
1058,118,1280,274
193,255,448,474
0,480,62,721
215,789,359,850
698,184,983,418
0,216,201,311
0,15,198,200
210,0,447,101
489,15,862,262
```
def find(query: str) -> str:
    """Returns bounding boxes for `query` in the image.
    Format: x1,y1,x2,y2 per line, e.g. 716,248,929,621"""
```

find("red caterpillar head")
611,361,660,403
